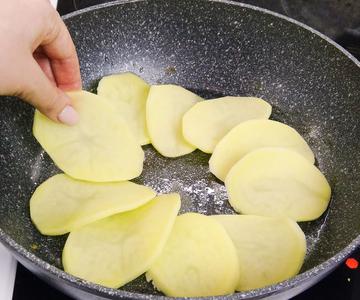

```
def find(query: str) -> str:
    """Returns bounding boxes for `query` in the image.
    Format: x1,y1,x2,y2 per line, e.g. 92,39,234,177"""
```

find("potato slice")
146,213,239,297
62,193,180,288
97,72,150,145
33,90,144,182
212,215,306,291
30,174,156,235
209,119,315,181
225,148,331,221
146,85,203,157
183,97,272,153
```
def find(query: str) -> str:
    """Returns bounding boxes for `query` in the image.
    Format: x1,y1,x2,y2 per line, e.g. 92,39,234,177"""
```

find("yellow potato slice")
146,213,239,297
209,119,315,181
183,97,272,153
146,85,203,157
225,148,331,221
212,215,306,291
62,193,181,288
30,174,156,235
97,72,150,145
33,90,144,182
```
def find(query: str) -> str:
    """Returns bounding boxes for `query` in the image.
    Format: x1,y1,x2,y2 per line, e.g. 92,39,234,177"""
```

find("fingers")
42,11,82,91
0,0,81,126
33,48,56,86
18,58,79,125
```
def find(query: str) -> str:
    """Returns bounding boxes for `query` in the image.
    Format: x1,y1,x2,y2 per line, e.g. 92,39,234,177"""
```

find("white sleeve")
0,244,17,300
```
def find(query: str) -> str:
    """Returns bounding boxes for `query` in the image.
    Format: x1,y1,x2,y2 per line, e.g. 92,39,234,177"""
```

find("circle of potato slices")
30,73,331,297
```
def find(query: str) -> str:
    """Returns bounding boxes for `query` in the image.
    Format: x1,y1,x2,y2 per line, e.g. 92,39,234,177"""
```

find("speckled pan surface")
0,0,360,299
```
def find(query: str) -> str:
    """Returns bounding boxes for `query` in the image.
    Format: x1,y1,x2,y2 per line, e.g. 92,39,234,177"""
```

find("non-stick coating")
0,0,360,299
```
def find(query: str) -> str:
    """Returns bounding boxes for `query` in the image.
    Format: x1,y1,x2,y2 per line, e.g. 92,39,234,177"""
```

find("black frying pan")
1,0,360,299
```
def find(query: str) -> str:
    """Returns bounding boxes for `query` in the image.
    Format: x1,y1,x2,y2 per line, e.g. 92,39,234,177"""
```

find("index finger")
42,12,82,91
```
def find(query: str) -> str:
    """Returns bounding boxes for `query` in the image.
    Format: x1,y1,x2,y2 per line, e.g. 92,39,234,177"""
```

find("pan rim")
1,0,360,299
62,0,360,68
0,228,360,300
4,230,359,299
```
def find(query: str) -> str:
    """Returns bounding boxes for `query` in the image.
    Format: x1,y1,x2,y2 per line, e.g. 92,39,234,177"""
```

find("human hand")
0,0,82,125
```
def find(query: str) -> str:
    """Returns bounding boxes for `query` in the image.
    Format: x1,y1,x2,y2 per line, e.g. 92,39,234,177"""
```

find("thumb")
18,58,79,125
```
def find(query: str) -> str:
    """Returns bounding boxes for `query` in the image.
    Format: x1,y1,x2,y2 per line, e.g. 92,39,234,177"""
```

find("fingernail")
58,105,79,125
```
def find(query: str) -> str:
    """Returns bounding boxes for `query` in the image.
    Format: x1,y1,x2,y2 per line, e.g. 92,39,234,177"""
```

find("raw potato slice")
212,215,306,291
30,174,156,235
146,85,203,157
62,193,181,288
146,213,239,297
209,119,315,181
225,148,331,221
33,90,144,182
183,96,272,153
97,72,150,145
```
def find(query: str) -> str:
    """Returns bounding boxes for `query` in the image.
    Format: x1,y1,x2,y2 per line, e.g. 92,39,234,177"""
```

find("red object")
345,258,359,269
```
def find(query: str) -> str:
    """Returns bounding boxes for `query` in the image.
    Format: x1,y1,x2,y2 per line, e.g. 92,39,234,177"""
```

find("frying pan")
1,0,360,299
